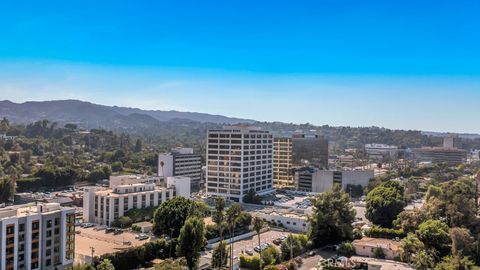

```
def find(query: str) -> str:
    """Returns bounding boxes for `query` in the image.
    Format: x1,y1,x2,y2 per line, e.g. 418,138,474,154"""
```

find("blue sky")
1,1,480,133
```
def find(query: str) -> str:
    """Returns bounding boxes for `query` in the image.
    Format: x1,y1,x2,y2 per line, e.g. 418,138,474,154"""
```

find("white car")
136,233,149,240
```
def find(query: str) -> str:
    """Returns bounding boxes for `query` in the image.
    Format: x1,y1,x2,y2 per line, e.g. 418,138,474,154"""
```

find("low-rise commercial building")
295,168,373,193
413,136,467,166
251,207,309,232
365,144,399,161
0,202,75,270
414,147,467,165
83,177,190,226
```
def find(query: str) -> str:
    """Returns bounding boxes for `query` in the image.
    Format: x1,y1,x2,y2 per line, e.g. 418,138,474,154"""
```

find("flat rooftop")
0,203,72,220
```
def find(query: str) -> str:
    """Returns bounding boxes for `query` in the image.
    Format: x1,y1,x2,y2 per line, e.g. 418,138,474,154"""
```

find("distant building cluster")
413,135,467,165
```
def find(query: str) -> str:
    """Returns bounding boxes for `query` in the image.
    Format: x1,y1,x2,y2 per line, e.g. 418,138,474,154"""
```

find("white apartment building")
83,177,190,226
206,126,274,202
158,147,202,191
295,168,374,193
0,203,75,270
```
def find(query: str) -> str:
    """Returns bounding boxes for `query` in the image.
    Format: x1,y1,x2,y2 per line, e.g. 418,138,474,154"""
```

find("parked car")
113,229,123,235
136,233,149,240
105,227,115,233
245,249,253,256
273,238,282,245
308,251,316,257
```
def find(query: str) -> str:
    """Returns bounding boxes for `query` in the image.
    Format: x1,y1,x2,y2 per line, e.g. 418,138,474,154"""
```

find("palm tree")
226,203,242,270
253,216,264,269
213,197,226,270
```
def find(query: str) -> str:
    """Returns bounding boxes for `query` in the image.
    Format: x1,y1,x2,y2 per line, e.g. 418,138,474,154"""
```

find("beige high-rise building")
206,125,274,202
273,137,294,188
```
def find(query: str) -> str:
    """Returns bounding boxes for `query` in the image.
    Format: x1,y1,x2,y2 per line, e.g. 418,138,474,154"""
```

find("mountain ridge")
0,99,255,127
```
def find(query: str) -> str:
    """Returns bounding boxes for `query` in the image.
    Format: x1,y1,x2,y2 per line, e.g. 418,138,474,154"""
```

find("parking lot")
230,230,292,259
75,226,148,263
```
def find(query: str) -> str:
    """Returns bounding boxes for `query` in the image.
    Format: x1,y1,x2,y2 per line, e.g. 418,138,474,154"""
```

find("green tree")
111,161,123,172
261,246,281,266
252,216,264,269
426,178,477,228
226,203,242,270
435,255,475,270
411,250,436,270
308,185,355,246
176,217,206,270
393,208,429,233
113,216,133,228
366,181,405,228
345,184,364,198
337,242,355,257
134,139,142,152
449,227,474,256
280,234,307,261
417,219,451,258
153,197,204,237
0,177,15,203
399,233,424,263
211,241,229,269
97,259,115,270
243,188,262,204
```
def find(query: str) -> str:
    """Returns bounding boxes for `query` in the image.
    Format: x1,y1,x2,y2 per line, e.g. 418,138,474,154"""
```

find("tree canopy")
153,197,206,237
308,184,356,246
366,180,405,228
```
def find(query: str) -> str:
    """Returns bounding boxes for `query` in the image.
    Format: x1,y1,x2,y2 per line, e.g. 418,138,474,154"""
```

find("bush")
261,246,281,266
373,247,386,259
240,255,261,270
263,265,280,270
111,216,133,229
365,227,406,239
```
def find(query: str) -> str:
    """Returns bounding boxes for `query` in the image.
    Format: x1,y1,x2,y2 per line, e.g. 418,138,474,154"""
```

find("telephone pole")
90,246,95,265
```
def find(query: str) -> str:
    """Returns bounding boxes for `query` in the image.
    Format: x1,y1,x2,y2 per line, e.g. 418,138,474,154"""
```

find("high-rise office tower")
206,126,274,202
158,147,202,191
273,137,294,188
292,134,329,169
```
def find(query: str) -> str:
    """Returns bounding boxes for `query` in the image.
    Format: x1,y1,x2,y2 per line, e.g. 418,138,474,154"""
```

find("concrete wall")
167,176,191,198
